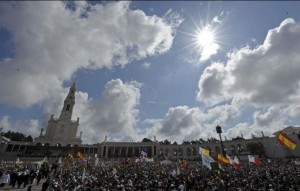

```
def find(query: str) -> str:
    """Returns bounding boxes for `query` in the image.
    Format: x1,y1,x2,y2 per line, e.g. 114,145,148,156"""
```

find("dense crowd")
1,158,300,191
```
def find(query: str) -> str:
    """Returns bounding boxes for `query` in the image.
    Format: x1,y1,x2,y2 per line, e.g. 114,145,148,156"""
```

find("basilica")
1,83,300,162
34,81,82,147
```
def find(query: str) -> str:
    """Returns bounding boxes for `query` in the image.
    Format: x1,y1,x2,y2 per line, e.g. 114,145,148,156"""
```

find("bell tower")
59,80,76,121
35,80,82,146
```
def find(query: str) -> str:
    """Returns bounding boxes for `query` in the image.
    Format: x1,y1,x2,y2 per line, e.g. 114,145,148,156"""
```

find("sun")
181,21,221,62
196,26,216,48
191,24,220,62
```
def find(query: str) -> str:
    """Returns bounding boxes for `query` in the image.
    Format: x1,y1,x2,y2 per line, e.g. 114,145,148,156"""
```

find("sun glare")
196,26,215,48
190,24,220,62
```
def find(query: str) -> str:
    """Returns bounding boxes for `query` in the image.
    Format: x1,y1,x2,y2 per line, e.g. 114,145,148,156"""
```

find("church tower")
59,81,76,121
34,81,82,146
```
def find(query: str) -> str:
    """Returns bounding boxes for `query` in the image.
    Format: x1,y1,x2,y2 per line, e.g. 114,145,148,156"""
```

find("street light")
216,125,226,156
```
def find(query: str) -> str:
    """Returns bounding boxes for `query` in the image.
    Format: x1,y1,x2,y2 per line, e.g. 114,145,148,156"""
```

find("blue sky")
1,1,300,144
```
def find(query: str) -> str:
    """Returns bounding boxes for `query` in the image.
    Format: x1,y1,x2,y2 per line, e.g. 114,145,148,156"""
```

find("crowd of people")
0,160,50,190
1,158,300,190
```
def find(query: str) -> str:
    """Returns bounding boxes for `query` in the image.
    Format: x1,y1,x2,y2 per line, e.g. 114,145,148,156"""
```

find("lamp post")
216,125,226,156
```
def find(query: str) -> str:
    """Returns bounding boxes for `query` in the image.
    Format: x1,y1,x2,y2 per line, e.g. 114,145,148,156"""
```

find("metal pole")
218,133,226,156
216,125,226,156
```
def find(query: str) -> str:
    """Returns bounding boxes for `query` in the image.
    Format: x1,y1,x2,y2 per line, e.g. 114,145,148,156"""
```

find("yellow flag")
199,147,210,156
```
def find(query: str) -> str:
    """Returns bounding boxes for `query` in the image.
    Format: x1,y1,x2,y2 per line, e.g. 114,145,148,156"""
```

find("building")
1,82,300,162
34,81,82,147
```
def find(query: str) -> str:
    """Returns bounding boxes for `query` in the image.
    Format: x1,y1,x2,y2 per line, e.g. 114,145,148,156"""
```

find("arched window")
186,148,191,156
66,104,70,111
192,147,196,156
178,148,183,157
173,148,178,156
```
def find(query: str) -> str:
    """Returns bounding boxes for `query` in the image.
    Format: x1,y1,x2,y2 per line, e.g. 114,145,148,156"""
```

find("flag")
201,153,215,170
233,156,240,170
171,168,176,176
248,155,261,166
58,157,62,165
226,155,233,165
217,154,230,165
140,150,147,160
81,167,86,183
277,131,297,150
180,159,187,166
94,157,99,166
68,153,73,159
77,151,84,160
171,165,180,177
199,147,210,156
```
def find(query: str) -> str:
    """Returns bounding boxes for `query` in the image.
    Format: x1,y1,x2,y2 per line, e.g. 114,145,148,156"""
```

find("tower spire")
72,78,77,89
59,81,76,120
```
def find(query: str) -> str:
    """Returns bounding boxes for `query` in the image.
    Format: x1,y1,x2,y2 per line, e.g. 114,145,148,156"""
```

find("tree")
246,142,265,157
26,135,33,142
141,138,152,142
2,131,33,142
163,139,171,145
182,141,190,145
232,136,244,141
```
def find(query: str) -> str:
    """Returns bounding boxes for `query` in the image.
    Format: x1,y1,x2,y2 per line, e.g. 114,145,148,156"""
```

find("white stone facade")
34,82,82,146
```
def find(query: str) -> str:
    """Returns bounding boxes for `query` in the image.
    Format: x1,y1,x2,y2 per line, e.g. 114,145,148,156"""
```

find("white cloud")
73,79,141,144
212,15,221,24
141,62,151,69
144,104,239,143
0,1,183,143
0,1,182,108
0,116,40,138
224,106,286,140
199,43,220,62
197,18,300,107
196,18,300,140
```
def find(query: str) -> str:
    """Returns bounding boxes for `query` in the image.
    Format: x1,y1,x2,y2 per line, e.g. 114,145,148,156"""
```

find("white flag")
226,155,233,165
201,153,215,170
94,157,99,166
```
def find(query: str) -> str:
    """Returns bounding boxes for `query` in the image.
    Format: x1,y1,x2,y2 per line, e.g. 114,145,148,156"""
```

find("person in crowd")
1,158,300,190
0,171,10,187
37,170,42,185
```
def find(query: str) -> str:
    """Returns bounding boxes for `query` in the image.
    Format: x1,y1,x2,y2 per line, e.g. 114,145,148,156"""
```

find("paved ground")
1,179,46,191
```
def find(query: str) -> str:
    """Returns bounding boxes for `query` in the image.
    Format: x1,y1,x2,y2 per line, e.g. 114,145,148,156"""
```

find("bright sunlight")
196,26,215,47
194,25,219,62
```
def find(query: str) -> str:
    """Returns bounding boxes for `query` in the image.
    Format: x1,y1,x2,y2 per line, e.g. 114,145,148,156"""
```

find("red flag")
233,156,240,170
248,155,261,166
277,131,297,150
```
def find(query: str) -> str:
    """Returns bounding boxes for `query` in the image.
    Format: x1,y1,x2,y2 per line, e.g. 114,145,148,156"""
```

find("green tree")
142,138,152,142
182,141,190,145
163,139,171,145
3,131,33,142
246,142,265,157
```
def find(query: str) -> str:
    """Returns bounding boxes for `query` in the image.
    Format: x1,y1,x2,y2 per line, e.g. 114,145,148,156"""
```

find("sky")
1,1,300,144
